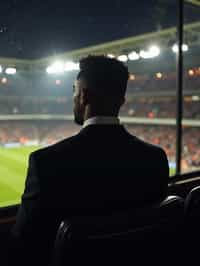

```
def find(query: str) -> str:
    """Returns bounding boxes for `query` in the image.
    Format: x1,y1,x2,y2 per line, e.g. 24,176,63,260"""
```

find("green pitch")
0,146,40,207
0,146,176,208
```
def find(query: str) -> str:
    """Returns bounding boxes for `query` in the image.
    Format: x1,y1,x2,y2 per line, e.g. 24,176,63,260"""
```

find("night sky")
0,0,198,59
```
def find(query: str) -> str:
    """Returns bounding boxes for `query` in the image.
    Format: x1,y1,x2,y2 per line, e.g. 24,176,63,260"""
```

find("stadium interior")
0,0,200,265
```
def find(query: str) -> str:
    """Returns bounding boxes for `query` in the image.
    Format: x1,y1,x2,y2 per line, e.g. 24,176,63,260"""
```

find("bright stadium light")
172,44,189,53
46,61,65,74
46,66,53,74
128,51,140,61
107,54,115,58
0,65,2,73
150,46,160,56
117,55,128,62
172,45,178,53
140,46,160,59
5,67,16,75
64,61,79,71
182,44,189,52
46,66,51,74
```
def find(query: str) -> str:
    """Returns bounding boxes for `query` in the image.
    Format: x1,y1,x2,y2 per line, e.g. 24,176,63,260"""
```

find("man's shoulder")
126,130,166,156
31,133,80,159
30,127,167,163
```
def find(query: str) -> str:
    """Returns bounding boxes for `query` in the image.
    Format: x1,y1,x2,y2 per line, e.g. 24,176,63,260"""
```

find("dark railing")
170,170,200,184
176,0,184,175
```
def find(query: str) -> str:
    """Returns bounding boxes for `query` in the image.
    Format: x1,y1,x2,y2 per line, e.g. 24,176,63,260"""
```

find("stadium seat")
185,186,200,226
52,195,184,266
183,186,200,261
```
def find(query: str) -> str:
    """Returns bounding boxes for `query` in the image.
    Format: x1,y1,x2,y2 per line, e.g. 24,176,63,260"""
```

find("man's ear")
80,88,90,105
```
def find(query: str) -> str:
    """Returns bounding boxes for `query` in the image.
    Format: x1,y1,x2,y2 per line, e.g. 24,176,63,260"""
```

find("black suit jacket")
11,124,169,265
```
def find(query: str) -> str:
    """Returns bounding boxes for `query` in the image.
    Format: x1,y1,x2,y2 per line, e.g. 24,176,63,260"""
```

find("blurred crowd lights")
1,77,7,84
156,72,163,79
55,79,61,85
192,95,200,101
188,67,200,77
188,69,195,76
129,74,136,80
184,96,200,102
128,67,199,82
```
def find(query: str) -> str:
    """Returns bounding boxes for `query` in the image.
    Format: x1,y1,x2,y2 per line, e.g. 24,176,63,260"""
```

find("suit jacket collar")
79,123,127,137
83,116,120,128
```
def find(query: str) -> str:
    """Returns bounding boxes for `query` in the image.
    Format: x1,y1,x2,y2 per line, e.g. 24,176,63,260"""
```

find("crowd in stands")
0,96,199,119
120,98,200,119
0,70,199,118
0,121,199,172
126,125,200,171
0,121,79,145
0,97,72,115
0,69,199,173
128,74,200,92
1,71,199,96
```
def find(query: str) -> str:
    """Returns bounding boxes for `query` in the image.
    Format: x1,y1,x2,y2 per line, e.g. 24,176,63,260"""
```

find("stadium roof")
0,20,200,71
33,21,200,67
185,0,200,7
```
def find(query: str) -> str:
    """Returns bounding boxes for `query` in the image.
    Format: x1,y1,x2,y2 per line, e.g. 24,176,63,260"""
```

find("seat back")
185,186,200,221
184,185,200,240
52,195,184,266
183,186,200,260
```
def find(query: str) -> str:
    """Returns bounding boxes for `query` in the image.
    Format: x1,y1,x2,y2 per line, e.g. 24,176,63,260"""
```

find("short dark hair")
77,55,129,97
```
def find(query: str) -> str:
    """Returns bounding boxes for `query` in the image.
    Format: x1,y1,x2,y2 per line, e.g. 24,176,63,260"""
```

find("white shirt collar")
83,116,120,128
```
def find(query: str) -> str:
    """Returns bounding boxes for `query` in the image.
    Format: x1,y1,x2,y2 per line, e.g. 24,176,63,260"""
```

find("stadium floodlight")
107,54,115,58
139,46,160,59
0,65,2,73
5,67,16,75
117,55,128,62
182,44,189,52
128,51,140,61
46,61,65,74
64,61,79,72
172,44,189,53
